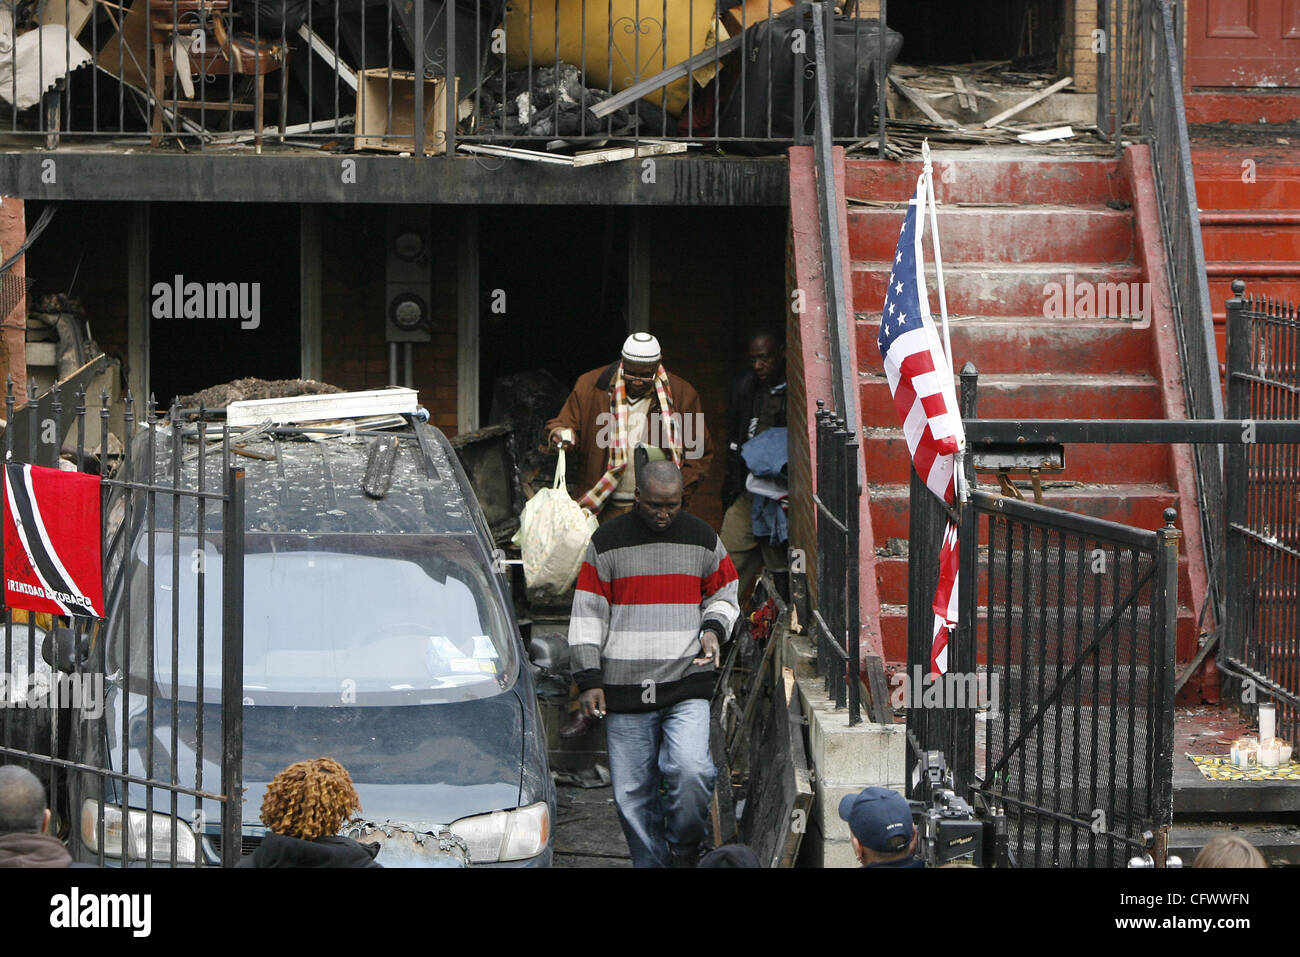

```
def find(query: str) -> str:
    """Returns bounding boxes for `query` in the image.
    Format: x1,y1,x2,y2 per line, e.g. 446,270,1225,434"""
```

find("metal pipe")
220,462,245,867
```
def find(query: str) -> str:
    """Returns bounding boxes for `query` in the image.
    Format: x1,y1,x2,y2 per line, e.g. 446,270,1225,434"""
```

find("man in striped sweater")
568,460,740,868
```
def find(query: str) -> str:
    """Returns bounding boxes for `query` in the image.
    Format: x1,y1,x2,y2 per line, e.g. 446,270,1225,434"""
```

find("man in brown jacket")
545,333,713,525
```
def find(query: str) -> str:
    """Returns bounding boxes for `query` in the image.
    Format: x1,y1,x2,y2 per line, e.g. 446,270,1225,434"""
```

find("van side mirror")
41,627,90,673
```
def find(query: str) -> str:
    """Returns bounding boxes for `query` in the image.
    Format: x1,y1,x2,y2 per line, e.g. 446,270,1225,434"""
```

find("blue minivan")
65,409,554,867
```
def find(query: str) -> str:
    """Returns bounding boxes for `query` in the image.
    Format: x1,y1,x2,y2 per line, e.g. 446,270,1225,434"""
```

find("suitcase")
716,10,902,151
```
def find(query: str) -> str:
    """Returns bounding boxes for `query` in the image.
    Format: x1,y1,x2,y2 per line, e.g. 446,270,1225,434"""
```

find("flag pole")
921,139,953,370
921,139,968,503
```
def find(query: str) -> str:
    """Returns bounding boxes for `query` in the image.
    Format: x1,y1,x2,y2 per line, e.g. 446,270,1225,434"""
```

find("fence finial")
1162,507,1177,529
1231,279,1246,298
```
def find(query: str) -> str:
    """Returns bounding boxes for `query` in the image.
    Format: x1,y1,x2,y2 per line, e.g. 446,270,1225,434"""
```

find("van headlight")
81,800,196,864
449,802,550,863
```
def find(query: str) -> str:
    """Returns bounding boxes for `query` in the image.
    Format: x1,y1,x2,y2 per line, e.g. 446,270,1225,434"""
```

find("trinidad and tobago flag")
3,464,104,618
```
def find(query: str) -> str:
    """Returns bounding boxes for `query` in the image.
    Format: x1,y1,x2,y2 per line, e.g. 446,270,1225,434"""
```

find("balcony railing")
0,0,897,155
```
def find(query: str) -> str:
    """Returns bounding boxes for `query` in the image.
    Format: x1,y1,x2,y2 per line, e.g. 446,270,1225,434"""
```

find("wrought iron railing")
0,0,897,153
1122,0,1225,632
970,491,1179,868
908,483,1179,867
1224,282,1300,748
811,400,860,723
806,2,868,725
0,383,247,867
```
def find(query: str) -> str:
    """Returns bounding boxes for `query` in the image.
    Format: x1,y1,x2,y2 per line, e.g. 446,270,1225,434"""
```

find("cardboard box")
355,70,454,155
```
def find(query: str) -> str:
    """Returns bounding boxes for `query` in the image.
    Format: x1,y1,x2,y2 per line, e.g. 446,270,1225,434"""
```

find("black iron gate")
812,403,862,723
0,386,246,866
908,488,1179,867
1224,283,1300,747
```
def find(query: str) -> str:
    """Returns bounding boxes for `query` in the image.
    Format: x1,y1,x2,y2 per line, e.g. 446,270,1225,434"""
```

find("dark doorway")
887,0,1064,66
476,206,630,425
149,204,301,406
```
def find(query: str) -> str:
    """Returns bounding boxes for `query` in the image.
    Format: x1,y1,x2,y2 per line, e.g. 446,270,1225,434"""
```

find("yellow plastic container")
502,0,724,115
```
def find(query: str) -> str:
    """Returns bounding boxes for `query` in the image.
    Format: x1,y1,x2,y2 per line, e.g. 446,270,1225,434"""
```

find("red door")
1186,0,1300,87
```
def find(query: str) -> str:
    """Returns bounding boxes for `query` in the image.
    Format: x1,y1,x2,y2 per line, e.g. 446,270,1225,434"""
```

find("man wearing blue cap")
838,786,925,868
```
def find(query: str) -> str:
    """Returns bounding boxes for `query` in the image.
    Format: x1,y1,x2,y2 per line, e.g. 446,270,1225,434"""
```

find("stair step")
848,205,1135,264
1201,224,1300,262
1169,821,1300,867
854,317,1154,376
1191,173,1300,211
859,373,1163,427
845,156,1121,207
862,428,1169,485
852,262,1147,319
876,602,1197,664
866,482,1179,543
872,548,1194,612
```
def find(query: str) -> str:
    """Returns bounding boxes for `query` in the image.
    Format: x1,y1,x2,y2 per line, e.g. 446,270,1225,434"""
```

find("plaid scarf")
578,362,684,513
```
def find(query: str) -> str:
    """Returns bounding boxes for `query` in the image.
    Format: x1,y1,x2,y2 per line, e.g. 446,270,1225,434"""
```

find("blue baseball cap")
838,787,914,852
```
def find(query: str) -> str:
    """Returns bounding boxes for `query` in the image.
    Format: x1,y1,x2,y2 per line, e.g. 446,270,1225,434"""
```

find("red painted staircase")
1192,148,1300,379
841,151,1201,674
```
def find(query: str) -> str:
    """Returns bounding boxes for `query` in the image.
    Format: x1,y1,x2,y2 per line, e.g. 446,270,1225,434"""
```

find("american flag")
877,173,964,675
930,520,959,674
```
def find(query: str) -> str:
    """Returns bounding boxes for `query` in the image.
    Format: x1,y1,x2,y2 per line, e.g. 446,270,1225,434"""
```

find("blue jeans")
604,698,716,869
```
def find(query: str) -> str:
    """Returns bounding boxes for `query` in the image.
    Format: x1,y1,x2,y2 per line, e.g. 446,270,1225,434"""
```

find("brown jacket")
545,361,713,508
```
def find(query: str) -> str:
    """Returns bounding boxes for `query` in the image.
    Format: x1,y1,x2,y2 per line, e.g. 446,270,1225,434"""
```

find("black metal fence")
2,0,897,153
811,401,860,724
0,385,246,866
971,490,1178,868
908,486,1179,867
1224,283,1300,748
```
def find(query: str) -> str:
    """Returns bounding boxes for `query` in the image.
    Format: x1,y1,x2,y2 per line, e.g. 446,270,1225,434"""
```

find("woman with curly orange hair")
237,757,383,868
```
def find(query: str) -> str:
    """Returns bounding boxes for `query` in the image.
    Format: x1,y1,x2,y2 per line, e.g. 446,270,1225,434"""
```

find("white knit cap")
621,332,662,364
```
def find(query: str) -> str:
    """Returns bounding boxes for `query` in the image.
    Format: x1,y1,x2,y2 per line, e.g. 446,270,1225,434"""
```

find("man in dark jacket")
0,765,80,868
721,329,788,605
838,786,925,868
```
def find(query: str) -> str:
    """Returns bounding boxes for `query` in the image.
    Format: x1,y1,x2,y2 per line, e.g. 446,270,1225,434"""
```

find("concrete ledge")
797,676,906,865
799,680,907,787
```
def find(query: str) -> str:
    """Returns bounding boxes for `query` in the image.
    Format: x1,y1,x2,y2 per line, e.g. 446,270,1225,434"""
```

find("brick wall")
317,205,460,435
1071,0,1098,94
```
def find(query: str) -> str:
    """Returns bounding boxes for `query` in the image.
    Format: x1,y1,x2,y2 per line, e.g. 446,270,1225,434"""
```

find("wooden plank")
297,24,358,91
458,143,576,165
888,75,957,127
571,141,689,167
981,76,1074,128
952,76,975,111
589,32,745,119
863,653,892,725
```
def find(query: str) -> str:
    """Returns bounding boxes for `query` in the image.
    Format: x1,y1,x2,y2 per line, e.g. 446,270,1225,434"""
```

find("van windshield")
107,533,518,705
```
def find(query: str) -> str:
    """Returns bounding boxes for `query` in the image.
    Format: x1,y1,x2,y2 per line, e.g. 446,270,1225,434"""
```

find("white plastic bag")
511,449,599,600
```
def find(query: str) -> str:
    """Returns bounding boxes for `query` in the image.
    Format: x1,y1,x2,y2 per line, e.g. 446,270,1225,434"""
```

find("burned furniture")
146,0,287,147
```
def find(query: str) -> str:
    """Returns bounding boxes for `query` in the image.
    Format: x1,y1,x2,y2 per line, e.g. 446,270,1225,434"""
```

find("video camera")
909,751,1013,868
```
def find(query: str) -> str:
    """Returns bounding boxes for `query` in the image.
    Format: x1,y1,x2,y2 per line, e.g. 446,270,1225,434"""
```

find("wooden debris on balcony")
981,75,1074,128
459,139,690,166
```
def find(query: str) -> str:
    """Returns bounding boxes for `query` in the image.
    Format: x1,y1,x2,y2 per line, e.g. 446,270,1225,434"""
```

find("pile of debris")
174,377,343,411
859,62,1115,158
469,62,666,140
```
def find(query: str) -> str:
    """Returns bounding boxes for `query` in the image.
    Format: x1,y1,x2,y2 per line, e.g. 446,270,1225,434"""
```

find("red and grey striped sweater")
568,511,740,713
